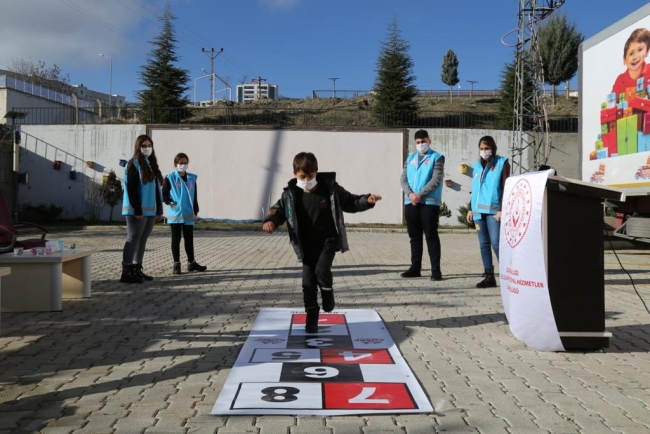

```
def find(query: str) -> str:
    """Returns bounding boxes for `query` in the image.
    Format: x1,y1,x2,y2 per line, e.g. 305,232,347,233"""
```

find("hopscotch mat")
211,308,433,416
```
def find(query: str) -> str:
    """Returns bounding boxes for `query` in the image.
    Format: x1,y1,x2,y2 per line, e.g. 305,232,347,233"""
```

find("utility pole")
511,0,564,174
254,76,266,101
467,80,478,99
328,77,339,99
202,47,223,104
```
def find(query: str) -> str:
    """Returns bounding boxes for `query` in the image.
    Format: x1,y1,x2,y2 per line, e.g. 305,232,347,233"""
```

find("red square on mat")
321,348,393,364
323,382,417,410
292,313,346,325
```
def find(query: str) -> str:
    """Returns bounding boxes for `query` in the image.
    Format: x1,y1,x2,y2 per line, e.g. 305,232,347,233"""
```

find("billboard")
581,4,650,188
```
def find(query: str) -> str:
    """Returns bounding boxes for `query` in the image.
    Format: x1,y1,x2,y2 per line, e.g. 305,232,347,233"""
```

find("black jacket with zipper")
263,172,375,261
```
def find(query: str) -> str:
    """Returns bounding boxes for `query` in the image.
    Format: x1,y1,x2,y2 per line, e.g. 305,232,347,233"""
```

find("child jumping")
262,152,382,333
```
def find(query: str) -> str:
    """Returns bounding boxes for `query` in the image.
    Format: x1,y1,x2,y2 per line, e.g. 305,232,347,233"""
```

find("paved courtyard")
1,227,649,433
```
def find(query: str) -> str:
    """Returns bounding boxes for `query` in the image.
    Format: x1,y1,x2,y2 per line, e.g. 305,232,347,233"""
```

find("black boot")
136,263,154,281
187,261,207,272
120,263,143,284
400,267,421,278
321,287,335,312
431,268,443,281
172,262,181,275
476,267,497,288
305,307,320,334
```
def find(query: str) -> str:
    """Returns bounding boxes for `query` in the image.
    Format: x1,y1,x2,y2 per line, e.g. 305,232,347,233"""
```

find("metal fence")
0,75,93,109
13,106,579,132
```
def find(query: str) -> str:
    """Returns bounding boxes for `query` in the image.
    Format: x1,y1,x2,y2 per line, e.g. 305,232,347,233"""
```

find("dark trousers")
170,223,195,263
405,204,441,271
301,237,337,309
123,216,156,264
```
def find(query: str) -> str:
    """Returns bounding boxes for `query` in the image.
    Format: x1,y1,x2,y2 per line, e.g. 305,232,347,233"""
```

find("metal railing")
0,75,93,109
12,106,578,132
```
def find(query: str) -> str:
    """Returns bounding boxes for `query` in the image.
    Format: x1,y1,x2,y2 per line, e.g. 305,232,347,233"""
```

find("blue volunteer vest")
166,171,197,225
404,150,443,206
471,155,507,220
122,158,158,216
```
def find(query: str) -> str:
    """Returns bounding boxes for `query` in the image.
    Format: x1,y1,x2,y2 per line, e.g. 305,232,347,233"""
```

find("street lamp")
98,54,112,113
467,80,478,99
194,72,212,105
328,77,339,99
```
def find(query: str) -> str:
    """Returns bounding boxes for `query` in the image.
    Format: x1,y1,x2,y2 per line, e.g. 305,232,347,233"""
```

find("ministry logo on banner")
499,170,564,352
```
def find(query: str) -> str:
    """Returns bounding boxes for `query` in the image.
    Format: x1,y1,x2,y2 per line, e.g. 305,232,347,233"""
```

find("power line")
57,0,145,48
130,0,251,84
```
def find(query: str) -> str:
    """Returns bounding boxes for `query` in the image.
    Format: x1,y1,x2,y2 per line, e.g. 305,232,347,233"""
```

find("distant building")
0,69,125,125
71,84,125,109
236,82,278,103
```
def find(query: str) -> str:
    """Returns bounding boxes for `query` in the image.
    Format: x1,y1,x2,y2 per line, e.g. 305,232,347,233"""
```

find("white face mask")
296,178,317,191
416,143,430,153
176,164,188,172
480,150,493,160
141,148,152,157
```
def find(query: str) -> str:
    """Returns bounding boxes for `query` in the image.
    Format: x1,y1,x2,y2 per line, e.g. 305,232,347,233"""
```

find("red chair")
0,190,48,253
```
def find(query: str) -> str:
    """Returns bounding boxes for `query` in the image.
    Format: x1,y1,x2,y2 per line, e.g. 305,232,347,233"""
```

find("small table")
0,249,96,312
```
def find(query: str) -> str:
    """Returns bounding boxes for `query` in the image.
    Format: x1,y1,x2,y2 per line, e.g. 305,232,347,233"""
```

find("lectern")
544,176,625,350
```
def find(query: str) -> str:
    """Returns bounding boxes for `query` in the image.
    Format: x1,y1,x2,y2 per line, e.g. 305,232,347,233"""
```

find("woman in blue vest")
121,134,164,284
162,153,207,275
467,136,510,288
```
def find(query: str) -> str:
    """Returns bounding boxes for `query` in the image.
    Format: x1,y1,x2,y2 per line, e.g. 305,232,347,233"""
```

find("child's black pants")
170,223,195,263
301,237,337,309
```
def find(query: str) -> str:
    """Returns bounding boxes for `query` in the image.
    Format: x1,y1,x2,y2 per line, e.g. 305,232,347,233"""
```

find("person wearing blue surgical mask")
162,152,207,275
466,136,510,288
400,129,445,281
262,152,382,334
121,134,164,283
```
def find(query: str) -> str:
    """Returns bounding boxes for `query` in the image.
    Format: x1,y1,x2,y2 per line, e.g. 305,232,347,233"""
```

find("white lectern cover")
499,170,565,352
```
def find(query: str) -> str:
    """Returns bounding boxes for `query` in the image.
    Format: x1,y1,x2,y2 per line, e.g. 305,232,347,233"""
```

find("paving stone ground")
0,227,649,434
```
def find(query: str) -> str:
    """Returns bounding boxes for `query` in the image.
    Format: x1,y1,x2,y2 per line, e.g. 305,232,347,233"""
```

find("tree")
83,179,104,223
136,1,190,123
538,13,584,104
372,17,418,126
100,170,124,222
6,58,72,94
497,58,536,130
441,49,460,102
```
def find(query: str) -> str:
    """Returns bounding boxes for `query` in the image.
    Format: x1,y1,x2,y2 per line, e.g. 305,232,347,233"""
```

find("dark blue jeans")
475,214,500,269
405,204,441,271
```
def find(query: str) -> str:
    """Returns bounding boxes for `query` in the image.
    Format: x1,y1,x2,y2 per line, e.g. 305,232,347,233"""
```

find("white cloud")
0,0,152,72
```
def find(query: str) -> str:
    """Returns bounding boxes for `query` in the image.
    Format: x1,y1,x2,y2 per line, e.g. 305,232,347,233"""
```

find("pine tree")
100,170,123,222
441,49,460,102
498,57,536,130
372,18,418,126
136,1,190,123
539,14,584,104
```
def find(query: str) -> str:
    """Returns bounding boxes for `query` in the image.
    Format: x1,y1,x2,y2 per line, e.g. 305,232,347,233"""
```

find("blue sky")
1,0,649,103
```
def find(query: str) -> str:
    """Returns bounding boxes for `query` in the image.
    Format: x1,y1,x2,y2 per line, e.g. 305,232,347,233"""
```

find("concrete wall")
4,91,72,124
149,128,405,224
17,125,579,225
18,125,146,220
